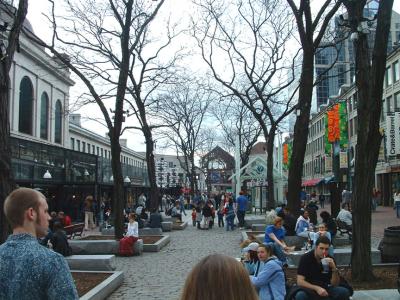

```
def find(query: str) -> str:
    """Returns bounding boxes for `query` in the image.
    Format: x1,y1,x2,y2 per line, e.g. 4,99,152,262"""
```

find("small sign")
325,156,332,172
339,152,348,169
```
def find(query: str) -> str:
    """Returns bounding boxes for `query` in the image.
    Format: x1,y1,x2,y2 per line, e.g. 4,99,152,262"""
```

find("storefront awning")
302,178,324,187
324,175,335,184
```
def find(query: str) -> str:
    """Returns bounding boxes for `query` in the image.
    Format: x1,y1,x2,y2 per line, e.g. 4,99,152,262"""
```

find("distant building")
314,0,400,111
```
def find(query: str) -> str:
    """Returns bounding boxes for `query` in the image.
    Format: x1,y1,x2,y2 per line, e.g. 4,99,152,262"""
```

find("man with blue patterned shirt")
0,188,78,299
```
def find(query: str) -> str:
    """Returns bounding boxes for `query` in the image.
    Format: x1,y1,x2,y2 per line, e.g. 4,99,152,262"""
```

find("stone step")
66,254,116,271
287,248,381,267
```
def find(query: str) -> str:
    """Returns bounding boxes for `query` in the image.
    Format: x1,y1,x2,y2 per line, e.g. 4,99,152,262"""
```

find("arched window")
40,92,49,140
54,100,62,144
18,76,34,135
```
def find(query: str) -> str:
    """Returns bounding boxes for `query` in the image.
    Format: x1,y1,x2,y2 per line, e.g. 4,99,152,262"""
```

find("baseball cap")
243,242,260,252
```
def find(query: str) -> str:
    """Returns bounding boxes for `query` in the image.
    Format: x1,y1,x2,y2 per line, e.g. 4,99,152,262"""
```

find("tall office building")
314,0,400,110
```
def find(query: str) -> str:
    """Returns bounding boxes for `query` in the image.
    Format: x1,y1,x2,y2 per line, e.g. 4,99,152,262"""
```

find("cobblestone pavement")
107,212,243,300
100,205,400,299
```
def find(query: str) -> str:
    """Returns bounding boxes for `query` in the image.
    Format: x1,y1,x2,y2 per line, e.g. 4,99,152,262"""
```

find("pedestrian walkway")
107,211,243,299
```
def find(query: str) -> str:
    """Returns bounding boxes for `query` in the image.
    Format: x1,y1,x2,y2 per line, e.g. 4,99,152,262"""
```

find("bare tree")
26,0,169,238
286,0,342,215
340,0,394,282
212,96,263,173
193,0,298,208
158,81,213,196
0,0,28,244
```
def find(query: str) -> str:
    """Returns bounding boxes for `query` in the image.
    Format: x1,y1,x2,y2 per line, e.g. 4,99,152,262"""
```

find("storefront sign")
385,112,400,157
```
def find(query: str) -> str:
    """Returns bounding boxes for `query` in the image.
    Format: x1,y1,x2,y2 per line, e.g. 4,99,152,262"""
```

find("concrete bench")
142,235,170,252
66,254,116,271
287,248,381,267
284,235,308,250
245,217,267,229
161,221,172,232
70,238,143,256
172,220,188,230
139,227,162,236
251,224,266,231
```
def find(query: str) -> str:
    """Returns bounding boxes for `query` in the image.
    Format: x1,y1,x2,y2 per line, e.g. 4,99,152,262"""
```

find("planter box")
172,220,188,230
141,235,170,252
139,228,162,236
73,270,123,300
67,255,116,271
70,237,143,256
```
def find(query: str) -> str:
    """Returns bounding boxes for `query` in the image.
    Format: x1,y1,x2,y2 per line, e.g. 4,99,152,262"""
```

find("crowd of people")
0,186,362,300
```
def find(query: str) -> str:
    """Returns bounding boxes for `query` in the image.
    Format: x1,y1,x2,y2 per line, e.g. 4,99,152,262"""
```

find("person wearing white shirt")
337,203,352,229
126,214,139,237
119,213,139,256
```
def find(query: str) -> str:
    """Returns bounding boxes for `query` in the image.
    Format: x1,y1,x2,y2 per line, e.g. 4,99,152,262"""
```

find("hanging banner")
339,151,348,169
385,112,400,157
338,102,348,149
325,101,348,152
282,142,292,170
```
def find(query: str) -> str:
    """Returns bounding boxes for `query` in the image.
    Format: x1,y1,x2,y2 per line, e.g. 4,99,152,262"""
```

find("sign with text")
325,156,332,172
339,151,348,168
385,112,400,157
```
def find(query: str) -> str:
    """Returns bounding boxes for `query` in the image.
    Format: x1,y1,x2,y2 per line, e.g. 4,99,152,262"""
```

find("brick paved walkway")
107,213,242,300
86,205,400,300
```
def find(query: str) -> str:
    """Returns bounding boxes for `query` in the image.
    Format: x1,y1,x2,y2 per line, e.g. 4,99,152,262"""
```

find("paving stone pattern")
108,213,242,300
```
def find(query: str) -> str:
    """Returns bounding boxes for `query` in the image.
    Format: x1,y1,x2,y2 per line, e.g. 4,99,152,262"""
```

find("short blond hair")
4,188,43,228
273,216,283,225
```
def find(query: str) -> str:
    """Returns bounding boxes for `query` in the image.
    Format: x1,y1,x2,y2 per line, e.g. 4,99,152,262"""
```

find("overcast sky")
26,0,400,153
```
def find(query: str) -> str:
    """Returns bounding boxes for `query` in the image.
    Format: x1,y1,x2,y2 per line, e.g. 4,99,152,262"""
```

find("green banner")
339,101,348,149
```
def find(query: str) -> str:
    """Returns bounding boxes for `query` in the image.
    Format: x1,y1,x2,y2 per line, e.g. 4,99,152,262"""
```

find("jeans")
218,216,224,227
266,242,287,264
226,215,235,231
237,210,245,228
294,286,350,300
396,202,400,218
180,204,186,216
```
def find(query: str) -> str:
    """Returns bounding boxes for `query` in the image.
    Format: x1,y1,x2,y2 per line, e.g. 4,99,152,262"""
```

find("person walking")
225,199,235,231
319,194,325,208
236,191,248,229
394,190,400,218
0,188,78,299
179,193,187,216
84,195,95,230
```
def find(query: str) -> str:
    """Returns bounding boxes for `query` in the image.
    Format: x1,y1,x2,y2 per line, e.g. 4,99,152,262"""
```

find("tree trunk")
0,71,15,244
266,128,276,209
0,0,28,244
348,0,393,281
109,132,125,239
143,126,159,210
287,49,314,216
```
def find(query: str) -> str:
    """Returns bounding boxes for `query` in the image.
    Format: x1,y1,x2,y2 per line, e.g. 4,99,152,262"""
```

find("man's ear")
26,207,36,221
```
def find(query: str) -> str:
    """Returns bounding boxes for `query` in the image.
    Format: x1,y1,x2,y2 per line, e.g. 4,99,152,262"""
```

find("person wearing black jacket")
202,201,213,229
50,221,72,257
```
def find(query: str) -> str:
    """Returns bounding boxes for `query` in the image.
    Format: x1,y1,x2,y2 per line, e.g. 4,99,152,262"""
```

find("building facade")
297,45,400,206
314,1,400,110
